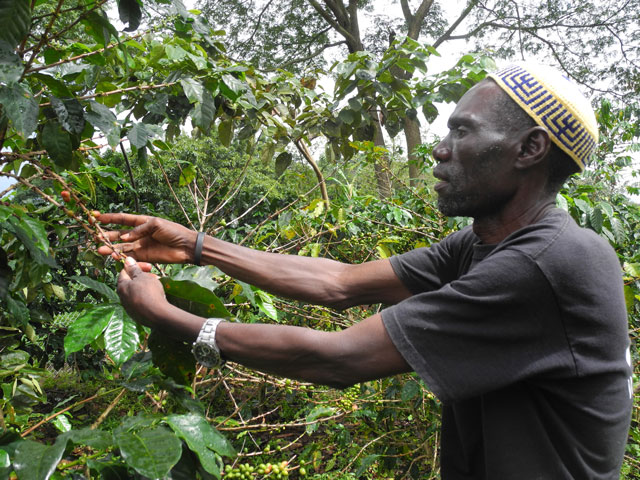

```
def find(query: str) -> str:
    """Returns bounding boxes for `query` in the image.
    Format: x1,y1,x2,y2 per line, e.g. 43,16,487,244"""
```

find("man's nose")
432,140,451,163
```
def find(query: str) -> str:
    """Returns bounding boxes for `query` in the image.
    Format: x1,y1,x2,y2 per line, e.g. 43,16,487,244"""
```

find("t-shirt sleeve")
382,249,577,403
389,228,473,294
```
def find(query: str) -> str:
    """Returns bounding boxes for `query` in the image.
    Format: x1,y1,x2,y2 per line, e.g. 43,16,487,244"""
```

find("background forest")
0,0,638,478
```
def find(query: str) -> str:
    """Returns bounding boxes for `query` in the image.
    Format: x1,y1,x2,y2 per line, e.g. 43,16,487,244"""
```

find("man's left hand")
117,256,168,328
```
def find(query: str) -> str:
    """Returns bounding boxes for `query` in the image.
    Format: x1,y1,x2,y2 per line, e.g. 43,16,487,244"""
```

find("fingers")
97,212,151,227
97,242,133,259
100,230,130,243
119,218,156,242
138,261,153,272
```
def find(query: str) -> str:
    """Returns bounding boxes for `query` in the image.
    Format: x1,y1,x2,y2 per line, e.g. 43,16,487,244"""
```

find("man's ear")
515,126,552,169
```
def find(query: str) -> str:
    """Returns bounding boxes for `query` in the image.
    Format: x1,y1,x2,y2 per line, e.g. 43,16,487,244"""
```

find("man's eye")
451,127,467,138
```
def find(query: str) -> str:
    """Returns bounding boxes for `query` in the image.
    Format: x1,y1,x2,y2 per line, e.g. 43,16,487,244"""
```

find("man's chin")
436,198,466,217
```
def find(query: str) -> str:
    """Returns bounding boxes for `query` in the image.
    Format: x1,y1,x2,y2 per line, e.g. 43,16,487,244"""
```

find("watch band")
193,231,205,266
192,318,226,368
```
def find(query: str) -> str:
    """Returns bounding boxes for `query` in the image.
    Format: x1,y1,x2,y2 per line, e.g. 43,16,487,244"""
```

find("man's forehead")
447,81,502,126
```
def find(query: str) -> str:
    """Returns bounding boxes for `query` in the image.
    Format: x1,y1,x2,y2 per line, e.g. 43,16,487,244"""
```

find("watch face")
193,342,221,368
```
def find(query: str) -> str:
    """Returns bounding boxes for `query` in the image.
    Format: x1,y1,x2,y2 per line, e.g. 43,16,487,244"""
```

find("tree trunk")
373,118,392,199
404,115,423,187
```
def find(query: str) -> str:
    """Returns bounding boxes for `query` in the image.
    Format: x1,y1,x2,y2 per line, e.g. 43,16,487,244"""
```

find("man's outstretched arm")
118,257,412,387
98,213,412,309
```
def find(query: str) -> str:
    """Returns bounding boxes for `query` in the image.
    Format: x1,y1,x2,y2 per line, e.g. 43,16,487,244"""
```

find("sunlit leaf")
255,290,278,320
104,311,140,366
167,413,236,476
64,304,119,356
161,276,230,318
624,285,635,311
52,415,72,433
180,78,203,103
221,74,246,98
305,406,336,434
179,164,197,186
574,198,591,215
624,262,640,278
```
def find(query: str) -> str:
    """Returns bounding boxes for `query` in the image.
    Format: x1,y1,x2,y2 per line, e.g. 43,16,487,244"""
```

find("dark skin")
100,80,557,388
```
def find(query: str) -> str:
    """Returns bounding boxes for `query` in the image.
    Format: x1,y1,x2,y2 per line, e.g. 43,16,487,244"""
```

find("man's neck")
472,199,556,244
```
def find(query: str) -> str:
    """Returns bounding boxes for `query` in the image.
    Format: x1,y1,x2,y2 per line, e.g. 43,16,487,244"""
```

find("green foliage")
0,0,637,478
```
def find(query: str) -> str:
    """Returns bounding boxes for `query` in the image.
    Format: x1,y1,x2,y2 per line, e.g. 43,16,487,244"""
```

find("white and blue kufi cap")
487,63,598,171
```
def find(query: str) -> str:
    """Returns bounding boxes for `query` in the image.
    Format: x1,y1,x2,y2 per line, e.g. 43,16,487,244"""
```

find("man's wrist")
155,303,205,343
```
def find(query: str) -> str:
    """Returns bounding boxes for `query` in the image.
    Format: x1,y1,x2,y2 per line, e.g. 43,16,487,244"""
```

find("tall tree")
198,0,640,194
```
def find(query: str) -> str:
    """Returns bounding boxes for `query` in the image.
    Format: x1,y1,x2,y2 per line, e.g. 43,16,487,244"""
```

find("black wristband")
193,231,205,266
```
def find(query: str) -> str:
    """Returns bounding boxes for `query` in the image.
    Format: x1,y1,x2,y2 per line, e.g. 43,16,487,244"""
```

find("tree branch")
295,139,329,206
407,0,436,39
238,0,276,48
433,0,479,48
26,32,144,74
307,0,359,51
38,82,177,107
274,40,346,71
400,0,412,24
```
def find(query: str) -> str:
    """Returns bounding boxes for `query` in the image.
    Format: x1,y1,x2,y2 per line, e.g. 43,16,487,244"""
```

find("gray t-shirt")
382,209,632,479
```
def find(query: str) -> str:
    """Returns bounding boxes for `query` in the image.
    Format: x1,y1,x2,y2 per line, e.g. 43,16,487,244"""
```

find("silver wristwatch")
192,318,226,368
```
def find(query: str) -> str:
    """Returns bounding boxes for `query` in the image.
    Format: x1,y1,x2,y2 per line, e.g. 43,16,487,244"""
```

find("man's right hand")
96,213,198,265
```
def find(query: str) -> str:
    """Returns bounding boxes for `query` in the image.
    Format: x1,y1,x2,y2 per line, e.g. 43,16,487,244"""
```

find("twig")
21,0,65,78
341,430,395,473
91,388,126,429
152,149,196,230
26,32,144,74
21,387,121,437
38,82,178,107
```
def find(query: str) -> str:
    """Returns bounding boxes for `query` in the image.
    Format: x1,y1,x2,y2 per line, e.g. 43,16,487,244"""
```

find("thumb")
124,256,143,278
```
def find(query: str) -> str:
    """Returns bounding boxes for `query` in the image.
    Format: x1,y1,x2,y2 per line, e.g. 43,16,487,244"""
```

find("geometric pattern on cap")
488,63,598,171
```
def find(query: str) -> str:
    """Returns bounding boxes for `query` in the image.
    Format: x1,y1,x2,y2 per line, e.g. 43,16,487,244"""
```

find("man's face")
432,81,521,218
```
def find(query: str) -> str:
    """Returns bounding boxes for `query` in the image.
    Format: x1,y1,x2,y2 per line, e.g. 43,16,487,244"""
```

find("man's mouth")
432,168,450,192
434,180,449,192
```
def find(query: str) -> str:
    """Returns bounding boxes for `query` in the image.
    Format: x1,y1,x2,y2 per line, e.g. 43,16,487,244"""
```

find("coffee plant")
0,0,637,478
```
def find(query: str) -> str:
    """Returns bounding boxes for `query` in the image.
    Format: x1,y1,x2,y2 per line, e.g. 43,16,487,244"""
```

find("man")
98,63,632,479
